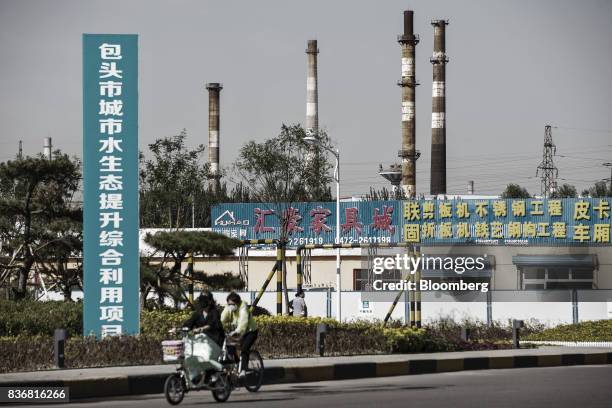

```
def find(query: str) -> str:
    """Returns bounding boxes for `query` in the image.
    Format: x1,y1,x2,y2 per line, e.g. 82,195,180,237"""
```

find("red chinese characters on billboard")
341,207,363,235
310,207,332,235
254,208,274,234
283,207,304,235
217,202,401,243
372,205,396,234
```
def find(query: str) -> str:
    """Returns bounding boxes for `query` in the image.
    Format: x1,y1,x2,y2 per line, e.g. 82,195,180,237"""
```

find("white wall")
37,289,611,324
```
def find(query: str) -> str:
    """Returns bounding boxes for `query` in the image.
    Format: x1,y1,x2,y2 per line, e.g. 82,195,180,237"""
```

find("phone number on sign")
287,237,325,246
340,236,392,244
287,236,393,246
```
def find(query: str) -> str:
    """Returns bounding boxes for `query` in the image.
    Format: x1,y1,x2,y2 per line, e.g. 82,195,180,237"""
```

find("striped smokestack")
206,82,222,192
430,20,449,195
398,10,420,198
306,40,319,134
43,137,52,160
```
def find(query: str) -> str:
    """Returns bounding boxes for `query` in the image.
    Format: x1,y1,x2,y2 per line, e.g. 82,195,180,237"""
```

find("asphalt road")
14,365,612,408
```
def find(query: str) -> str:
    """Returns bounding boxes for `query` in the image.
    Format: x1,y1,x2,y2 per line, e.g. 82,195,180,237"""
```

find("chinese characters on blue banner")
402,198,610,245
212,198,611,246
212,201,401,246
83,35,139,337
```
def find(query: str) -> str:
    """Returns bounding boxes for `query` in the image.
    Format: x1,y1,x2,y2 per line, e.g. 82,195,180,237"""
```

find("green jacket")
221,300,257,335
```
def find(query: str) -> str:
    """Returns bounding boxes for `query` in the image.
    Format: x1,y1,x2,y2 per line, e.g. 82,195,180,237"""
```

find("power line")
552,126,612,134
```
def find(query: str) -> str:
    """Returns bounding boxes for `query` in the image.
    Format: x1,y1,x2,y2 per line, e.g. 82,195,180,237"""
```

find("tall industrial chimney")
306,40,319,135
430,20,449,195
468,180,474,195
206,83,222,192
398,10,420,198
43,137,52,160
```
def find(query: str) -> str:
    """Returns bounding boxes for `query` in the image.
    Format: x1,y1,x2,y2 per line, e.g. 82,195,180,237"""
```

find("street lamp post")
305,134,342,322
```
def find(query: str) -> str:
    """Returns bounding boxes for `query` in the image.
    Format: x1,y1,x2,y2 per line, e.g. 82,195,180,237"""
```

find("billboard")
401,198,611,245
212,198,611,246
212,201,402,246
83,34,139,337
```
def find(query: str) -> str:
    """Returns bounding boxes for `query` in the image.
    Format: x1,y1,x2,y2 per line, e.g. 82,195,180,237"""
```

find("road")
14,365,612,408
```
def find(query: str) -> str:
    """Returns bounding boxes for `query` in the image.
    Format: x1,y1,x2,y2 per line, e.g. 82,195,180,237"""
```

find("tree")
140,130,253,228
234,124,333,205
551,183,577,198
582,181,611,198
140,130,211,228
0,152,81,300
233,124,334,312
143,230,242,309
500,184,531,198
34,218,83,301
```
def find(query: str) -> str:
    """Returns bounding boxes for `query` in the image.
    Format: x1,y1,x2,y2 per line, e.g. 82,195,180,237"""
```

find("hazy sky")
1,0,611,197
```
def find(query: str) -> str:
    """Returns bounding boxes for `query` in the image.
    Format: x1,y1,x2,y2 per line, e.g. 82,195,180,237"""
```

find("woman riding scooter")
180,290,225,385
182,290,225,347
221,292,258,377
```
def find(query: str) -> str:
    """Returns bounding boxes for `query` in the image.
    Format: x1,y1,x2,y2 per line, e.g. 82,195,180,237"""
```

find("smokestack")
306,40,319,135
18,140,23,159
398,10,420,198
430,20,449,195
468,180,474,195
206,82,222,192
43,137,52,160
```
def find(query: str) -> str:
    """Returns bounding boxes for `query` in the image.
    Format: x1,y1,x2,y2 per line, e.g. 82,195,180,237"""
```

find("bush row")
0,300,268,338
0,335,162,373
0,315,515,373
524,319,612,342
0,300,82,337
0,325,435,373
0,301,534,373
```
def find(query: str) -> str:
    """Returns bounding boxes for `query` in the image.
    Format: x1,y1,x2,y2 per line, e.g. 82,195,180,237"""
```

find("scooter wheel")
164,374,185,405
211,374,232,402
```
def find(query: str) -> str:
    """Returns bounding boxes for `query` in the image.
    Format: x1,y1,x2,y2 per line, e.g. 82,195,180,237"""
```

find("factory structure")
156,8,608,325
397,10,420,198
429,19,449,196
37,9,609,324
305,39,319,136
205,82,222,193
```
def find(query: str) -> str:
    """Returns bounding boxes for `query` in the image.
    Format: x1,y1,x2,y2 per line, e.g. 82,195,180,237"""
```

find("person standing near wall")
290,291,308,317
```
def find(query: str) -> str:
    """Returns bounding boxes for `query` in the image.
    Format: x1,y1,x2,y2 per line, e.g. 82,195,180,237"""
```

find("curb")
2,351,611,400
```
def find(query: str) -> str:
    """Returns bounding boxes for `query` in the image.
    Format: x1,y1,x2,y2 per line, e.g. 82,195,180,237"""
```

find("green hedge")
0,301,268,338
0,301,520,373
0,300,82,337
524,320,612,342
0,317,438,373
252,316,443,356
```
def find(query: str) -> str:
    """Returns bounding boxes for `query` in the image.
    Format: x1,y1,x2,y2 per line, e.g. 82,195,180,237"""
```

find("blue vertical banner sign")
83,34,139,337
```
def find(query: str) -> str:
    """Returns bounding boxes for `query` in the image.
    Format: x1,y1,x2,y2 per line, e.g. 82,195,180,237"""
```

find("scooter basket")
162,340,184,362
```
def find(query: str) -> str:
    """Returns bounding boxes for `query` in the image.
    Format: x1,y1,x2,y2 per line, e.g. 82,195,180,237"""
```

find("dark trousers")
239,330,258,371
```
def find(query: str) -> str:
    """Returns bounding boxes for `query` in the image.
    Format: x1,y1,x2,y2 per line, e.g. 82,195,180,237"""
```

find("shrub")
0,301,531,373
140,309,192,338
193,272,245,290
0,335,162,373
524,320,612,342
0,301,272,339
0,335,54,373
65,335,162,368
425,317,545,343
0,300,81,337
